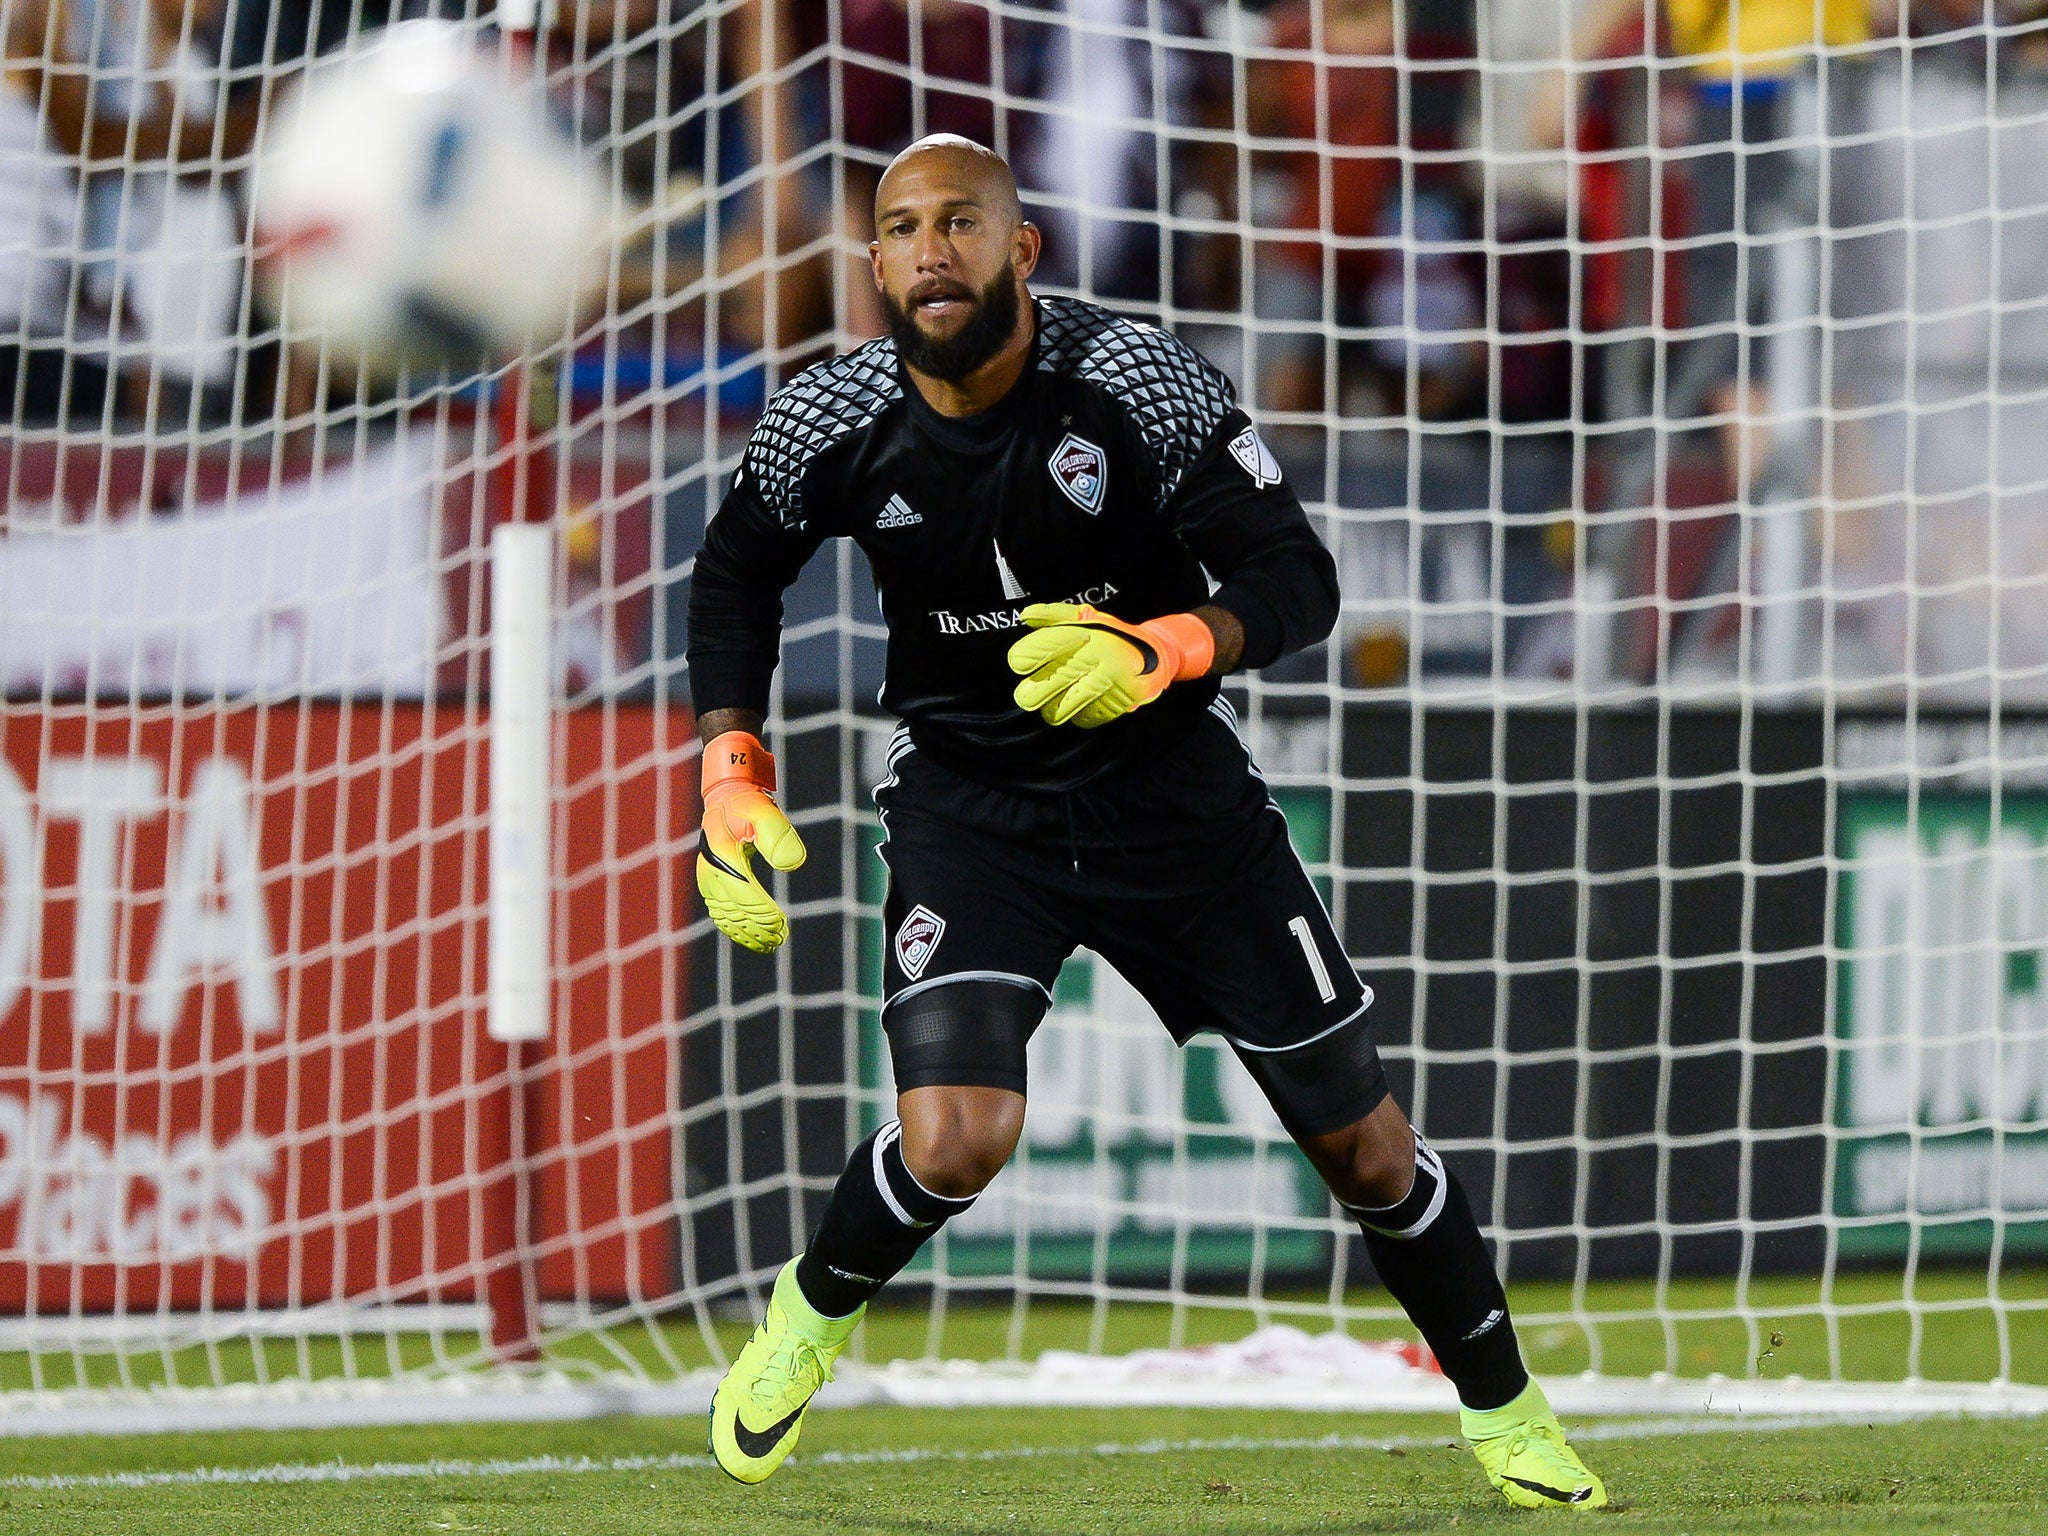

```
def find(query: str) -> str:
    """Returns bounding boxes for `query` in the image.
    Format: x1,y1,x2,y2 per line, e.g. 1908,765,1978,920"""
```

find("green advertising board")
1835,793,2048,1257
855,784,1335,1282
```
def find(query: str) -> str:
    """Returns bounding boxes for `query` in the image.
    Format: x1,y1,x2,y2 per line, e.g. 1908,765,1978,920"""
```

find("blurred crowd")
5,0,2047,689
0,0,1947,426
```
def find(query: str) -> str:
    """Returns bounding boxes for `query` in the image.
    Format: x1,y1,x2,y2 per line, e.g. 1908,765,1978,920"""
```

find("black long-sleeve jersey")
687,294,1340,793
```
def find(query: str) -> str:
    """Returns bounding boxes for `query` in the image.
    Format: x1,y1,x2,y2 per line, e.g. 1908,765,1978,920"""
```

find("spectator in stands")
82,0,251,427
1160,10,1239,330
1520,0,1648,169
1478,0,1643,429
1461,2,1615,674
2,0,284,427
0,0,100,420
1365,187,1483,422
219,0,379,77
814,1,1208,333
700,0,833,360
1013,0,1205,307
1663,0,1870,478
808,0,996,338
1244,0,1400,414
1475,0,1599,212
837,0,997,154
659,1,827,364
1532,0,1872,447
522,1,833,410
1527,1,1877,680
1877,0,2048,64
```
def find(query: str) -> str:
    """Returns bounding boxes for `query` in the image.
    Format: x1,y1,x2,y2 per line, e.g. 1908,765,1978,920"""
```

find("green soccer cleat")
1462,1379,1609,1510
708,1258,862,1484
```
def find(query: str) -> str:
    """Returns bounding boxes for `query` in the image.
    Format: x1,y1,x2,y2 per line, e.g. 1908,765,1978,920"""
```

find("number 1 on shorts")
1288,915,1337,1004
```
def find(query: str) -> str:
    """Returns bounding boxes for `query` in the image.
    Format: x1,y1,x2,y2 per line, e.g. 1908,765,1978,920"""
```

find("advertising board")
1836,785,2048,1255
0,703,685,1311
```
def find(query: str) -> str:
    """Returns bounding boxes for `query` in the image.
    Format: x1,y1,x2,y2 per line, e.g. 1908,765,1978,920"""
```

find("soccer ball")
253,20,601,374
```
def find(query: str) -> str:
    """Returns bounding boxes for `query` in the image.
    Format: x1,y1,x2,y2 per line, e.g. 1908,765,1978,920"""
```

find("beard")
882,269,1022,383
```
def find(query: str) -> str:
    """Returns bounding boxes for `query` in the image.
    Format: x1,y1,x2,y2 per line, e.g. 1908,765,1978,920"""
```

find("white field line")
0,1412,1947,1495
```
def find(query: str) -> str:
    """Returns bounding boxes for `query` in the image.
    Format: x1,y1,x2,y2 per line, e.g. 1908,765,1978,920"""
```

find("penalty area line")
0,1411,1917,1494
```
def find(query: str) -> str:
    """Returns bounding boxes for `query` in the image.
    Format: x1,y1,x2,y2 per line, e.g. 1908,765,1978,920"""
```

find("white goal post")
0,0,2044,1433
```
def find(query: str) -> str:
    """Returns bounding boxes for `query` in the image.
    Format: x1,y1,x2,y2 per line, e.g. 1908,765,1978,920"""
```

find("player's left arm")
1157,408,1340,670
1008,408,1337,728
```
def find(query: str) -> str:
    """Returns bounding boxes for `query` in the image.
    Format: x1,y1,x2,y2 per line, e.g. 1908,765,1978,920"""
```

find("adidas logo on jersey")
876,494,922,529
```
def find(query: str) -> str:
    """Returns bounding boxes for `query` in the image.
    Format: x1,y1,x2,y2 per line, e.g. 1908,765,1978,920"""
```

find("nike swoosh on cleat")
1507,1477,1594,1504
732,1403,805,1460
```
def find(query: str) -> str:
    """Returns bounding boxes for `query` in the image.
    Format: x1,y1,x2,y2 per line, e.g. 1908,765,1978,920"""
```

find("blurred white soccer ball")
254,21,601,373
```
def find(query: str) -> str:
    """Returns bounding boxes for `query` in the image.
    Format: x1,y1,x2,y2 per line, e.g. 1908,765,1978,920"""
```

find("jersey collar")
899,300,1044,454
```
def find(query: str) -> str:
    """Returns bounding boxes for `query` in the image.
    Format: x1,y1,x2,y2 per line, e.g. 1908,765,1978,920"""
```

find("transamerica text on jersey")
931,583,1121,636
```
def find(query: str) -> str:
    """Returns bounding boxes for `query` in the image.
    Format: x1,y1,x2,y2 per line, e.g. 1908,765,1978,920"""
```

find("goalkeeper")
687,135,1606,1510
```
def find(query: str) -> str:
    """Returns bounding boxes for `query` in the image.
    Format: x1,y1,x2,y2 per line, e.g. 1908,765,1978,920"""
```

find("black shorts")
874,701,1385,1138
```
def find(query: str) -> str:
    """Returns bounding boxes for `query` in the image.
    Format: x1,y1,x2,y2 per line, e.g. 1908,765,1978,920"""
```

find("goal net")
0,0,2045,1432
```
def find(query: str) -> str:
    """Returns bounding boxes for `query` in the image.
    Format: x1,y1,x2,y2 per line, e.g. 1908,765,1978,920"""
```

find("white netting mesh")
0,0,2043,1428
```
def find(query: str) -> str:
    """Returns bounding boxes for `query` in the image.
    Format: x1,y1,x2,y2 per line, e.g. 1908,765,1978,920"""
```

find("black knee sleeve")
1231,1010,1390,1139
884,977,1047,1094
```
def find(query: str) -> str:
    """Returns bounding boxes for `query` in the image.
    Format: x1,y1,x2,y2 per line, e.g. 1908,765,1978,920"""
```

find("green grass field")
1,1408,2043,1534
10,1269,2047,1397
2,1273,2044,1534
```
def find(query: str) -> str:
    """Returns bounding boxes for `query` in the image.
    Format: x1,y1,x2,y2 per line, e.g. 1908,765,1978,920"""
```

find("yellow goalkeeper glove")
696,730,807,953
1006,603,1216,729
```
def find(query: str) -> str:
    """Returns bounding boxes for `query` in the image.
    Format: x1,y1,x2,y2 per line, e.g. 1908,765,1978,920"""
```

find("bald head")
869,133,1040,400
875,134,1023,230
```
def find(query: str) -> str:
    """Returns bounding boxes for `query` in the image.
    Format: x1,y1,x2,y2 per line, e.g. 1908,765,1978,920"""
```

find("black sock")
794,1121,976,1318
1345,1135,1530,1412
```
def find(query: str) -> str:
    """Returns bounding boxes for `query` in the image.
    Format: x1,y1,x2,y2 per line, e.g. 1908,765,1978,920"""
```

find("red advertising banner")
0,703,688,1313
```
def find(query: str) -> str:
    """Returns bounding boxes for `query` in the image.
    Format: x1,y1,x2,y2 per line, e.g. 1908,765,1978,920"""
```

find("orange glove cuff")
703,731,775,796
1141,612,1217,683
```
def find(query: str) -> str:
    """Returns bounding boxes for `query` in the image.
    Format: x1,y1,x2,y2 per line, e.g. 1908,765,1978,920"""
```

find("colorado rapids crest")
1049,433,1108,513
894,904,946,980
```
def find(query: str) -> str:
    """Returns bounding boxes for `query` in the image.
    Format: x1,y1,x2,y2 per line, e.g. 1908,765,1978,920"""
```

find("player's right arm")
687,456,828,953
